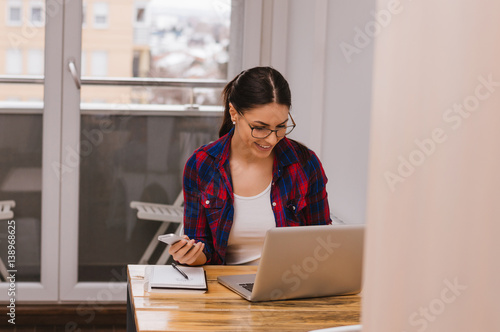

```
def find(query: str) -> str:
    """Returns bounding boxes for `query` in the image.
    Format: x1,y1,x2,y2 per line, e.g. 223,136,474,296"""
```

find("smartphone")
158,233,184,245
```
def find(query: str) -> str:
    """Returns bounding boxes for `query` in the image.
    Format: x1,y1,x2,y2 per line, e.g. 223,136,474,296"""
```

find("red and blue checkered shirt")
183,129,332,264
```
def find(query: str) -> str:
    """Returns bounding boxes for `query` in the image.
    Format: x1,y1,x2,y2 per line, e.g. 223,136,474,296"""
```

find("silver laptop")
217,224,364,302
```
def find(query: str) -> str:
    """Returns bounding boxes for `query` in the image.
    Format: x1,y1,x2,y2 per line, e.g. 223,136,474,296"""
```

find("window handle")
68,59,81,90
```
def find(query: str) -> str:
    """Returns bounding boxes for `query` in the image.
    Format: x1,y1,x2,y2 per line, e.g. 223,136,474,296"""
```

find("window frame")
0,0,264,303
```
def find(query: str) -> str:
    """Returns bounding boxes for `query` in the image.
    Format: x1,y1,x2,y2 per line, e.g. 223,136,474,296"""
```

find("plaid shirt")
183,128,332,264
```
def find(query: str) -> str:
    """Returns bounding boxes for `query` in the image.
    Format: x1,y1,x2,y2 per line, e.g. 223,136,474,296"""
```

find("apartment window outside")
91,50,108,76
30,2,44,26
135,6,145,24
93,2,109,28
27,49,44,75
5,49,23,74
82,2,87,27
132,50,140,77
7,1,22,26
81,50,87,75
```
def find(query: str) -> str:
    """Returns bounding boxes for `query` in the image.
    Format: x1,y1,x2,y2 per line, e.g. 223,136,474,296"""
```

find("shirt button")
272,202,277,207
205,200,210,205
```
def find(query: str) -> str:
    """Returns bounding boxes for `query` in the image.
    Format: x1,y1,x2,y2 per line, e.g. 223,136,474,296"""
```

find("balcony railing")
0,75,226,88
0,75,226,115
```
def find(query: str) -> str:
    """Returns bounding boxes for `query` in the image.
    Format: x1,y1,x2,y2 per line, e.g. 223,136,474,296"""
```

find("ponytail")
219,74,239,137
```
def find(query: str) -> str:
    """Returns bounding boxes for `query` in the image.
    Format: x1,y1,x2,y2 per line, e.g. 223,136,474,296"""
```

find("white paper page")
149,265,206,289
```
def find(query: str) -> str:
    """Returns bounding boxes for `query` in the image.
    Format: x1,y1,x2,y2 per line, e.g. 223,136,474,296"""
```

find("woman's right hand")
168,235,207,266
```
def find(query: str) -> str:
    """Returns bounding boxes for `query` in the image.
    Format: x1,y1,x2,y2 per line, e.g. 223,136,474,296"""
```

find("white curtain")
363,0,500,331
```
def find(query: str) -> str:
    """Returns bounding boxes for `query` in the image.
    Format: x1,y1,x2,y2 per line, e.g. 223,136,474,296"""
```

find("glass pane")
0,114,43,282
78,114,220,281
81,0,231,106
0,0,45,282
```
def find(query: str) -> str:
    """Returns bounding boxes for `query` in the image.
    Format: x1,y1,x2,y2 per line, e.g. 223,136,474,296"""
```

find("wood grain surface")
128,265,360,332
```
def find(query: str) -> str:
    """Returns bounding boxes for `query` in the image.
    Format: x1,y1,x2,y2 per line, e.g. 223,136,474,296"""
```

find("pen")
171,262,189,280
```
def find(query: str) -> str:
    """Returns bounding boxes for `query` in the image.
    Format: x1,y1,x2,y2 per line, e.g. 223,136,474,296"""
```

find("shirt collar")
206,127,233,165
273,137,300,168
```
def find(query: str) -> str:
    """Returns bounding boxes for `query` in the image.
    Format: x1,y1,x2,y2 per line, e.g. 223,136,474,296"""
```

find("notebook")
217,224,364,302
145,265,208,293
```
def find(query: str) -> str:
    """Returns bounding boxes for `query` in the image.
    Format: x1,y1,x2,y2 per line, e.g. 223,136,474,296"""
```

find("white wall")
363,0,500,330
261,0,376,224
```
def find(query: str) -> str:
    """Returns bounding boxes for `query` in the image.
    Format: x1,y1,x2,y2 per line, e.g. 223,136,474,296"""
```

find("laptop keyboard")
239,283,254,292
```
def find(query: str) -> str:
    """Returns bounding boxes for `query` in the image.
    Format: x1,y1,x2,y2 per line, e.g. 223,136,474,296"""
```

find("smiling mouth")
255,142,272,150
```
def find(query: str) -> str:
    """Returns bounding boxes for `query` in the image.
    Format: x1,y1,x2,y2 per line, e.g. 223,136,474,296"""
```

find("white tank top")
226,181,276,265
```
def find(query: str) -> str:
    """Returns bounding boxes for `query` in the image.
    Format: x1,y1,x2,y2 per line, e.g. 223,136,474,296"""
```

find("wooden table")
127,265,361,332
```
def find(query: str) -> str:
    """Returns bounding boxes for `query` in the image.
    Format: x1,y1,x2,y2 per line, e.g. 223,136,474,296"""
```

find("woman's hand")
168,235,207,266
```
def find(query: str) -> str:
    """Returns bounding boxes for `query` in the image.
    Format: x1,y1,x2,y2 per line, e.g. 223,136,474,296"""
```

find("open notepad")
145,265,208,293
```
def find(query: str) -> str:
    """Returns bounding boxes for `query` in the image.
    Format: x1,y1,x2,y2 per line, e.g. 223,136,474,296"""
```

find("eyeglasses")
238,112,296,139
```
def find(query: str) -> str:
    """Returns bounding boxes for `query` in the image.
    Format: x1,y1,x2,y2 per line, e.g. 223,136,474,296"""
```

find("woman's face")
230,102,290,160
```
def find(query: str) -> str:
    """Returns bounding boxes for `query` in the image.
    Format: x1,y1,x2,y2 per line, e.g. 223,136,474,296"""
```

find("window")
30,1,44,26
133,2,148,44
93,2,108,28
91,51,107,76
27,49,44,75
132,51,140,77
5,49,23,74
135,7,145,24
0,0,250,302
81,51,87,76
134,1,148,25
82,2,87,27
7,1,22,26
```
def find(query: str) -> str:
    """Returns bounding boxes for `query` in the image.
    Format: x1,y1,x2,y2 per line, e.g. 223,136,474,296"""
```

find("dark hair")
219,66,292,137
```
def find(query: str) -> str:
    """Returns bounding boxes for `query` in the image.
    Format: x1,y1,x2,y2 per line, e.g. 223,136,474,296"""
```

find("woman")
169,66,332,266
